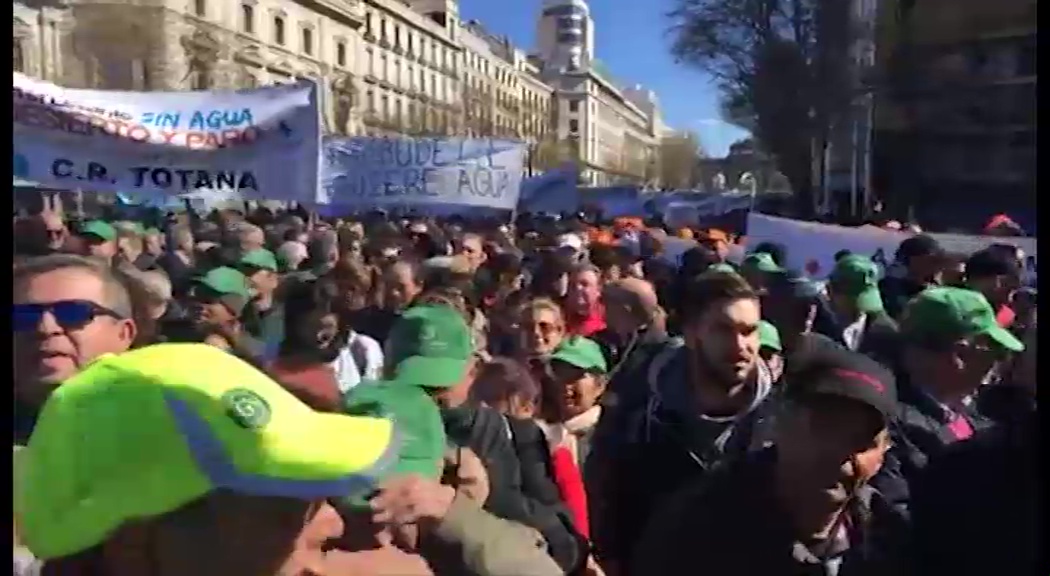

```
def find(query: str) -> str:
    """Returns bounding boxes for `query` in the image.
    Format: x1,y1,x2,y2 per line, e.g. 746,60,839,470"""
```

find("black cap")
965,248,1020,280
895,234,945,265
786,344,898,421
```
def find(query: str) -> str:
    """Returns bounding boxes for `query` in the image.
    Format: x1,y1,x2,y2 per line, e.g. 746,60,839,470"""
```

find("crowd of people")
12,205,1037,576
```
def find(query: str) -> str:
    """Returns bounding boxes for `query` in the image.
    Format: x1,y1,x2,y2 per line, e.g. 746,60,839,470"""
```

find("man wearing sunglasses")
14,254,137,444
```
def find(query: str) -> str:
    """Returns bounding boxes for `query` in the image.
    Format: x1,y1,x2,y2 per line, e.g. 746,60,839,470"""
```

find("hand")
369,475,456,528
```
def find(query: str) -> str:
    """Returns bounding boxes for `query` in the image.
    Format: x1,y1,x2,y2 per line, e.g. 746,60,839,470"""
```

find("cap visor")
983,325,1025,353
393,356,469,389
167,393,400,502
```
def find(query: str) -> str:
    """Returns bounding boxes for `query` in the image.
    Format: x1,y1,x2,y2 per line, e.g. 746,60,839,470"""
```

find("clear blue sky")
457,0,751,157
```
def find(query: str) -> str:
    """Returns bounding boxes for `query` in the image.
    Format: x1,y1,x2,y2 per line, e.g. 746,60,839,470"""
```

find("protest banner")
745,213,1037,283
320,137,526,210
12,72,322,203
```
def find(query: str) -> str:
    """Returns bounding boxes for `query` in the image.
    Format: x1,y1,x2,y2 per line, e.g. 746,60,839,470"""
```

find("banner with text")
320,137,526,210
12,72,322,203
745,213,1037,284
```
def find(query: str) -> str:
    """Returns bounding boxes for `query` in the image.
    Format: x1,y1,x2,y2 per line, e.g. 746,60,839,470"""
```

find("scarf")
539,405,602,465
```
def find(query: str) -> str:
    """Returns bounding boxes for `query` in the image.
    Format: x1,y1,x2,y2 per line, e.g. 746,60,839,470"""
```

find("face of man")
85,236,117,259
41,214,67,252
383,263,422,312
683,297,761,385
145,233,164,256
192,288,239,331
457,236,486,272
14,267,136,401
567,270,602,315
245,267,279,298
776,396,890,511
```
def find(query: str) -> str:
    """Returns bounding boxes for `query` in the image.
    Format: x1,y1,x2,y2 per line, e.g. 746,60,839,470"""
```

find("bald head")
606,277,658,313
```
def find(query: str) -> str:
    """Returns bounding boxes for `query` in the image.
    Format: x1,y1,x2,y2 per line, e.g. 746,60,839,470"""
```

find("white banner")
321,137,526,210
12,72,322,203
746,213,1037,283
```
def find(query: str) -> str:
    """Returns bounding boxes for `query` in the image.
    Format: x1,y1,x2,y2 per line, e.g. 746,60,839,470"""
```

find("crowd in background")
12,205,1037,576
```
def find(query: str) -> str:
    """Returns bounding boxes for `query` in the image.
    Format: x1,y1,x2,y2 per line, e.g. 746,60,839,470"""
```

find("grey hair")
236,222,264,241
14,254,133,318
129,268,173,303
276,241,308,267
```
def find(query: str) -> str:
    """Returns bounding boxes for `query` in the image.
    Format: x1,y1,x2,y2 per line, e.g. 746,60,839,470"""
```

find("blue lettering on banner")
188,109,255,130
322,136,525,209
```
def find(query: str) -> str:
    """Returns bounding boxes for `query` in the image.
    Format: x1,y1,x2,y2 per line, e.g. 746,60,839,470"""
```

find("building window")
337,42,347,67
241,3,254,33
366,90,374,111
13,38,25,72
365,13,372,36
569,119,579,133
367,49,374,75
302,27,313,55
194,0,206,17
394,25,401,48
274,16,285,45
381,94,389,118
569,99,579,113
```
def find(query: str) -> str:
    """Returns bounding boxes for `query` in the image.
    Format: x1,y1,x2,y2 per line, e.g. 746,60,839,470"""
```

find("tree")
668,0,856,216
658,131,703,189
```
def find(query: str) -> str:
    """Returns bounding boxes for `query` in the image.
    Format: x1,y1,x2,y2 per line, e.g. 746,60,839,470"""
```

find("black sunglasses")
13,300,126,332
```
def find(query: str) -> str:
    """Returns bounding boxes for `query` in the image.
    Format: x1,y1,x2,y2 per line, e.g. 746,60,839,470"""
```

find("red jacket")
550,445,590,539
567,304,607,338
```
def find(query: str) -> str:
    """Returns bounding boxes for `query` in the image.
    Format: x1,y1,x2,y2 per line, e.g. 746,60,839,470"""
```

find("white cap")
557,233,583,251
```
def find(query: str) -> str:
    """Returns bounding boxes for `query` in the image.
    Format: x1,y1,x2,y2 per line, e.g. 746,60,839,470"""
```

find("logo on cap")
221,388,271,429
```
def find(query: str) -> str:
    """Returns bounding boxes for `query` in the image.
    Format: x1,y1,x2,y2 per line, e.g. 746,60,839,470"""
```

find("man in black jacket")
911,411,1037,576
633,345,908,576
586,271,778,575
890,287,1024,483
879,234,946,319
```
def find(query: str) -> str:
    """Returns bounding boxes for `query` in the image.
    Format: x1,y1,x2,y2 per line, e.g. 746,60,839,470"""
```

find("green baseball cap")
78,220,116,242
900,287,1024,353
742,252,784,274
758,320,782,352
550,336,608,374
193,267,251,315
238,248,279,273
340,382,446,508
144,227,162,236
829,255,884,313
15,343,399,560
386,305,474,388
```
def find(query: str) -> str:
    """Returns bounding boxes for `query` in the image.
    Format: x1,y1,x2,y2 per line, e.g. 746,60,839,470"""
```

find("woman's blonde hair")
521,297,565,326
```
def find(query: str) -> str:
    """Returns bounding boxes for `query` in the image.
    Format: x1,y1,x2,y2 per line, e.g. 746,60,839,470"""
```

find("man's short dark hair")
680,270,759,323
